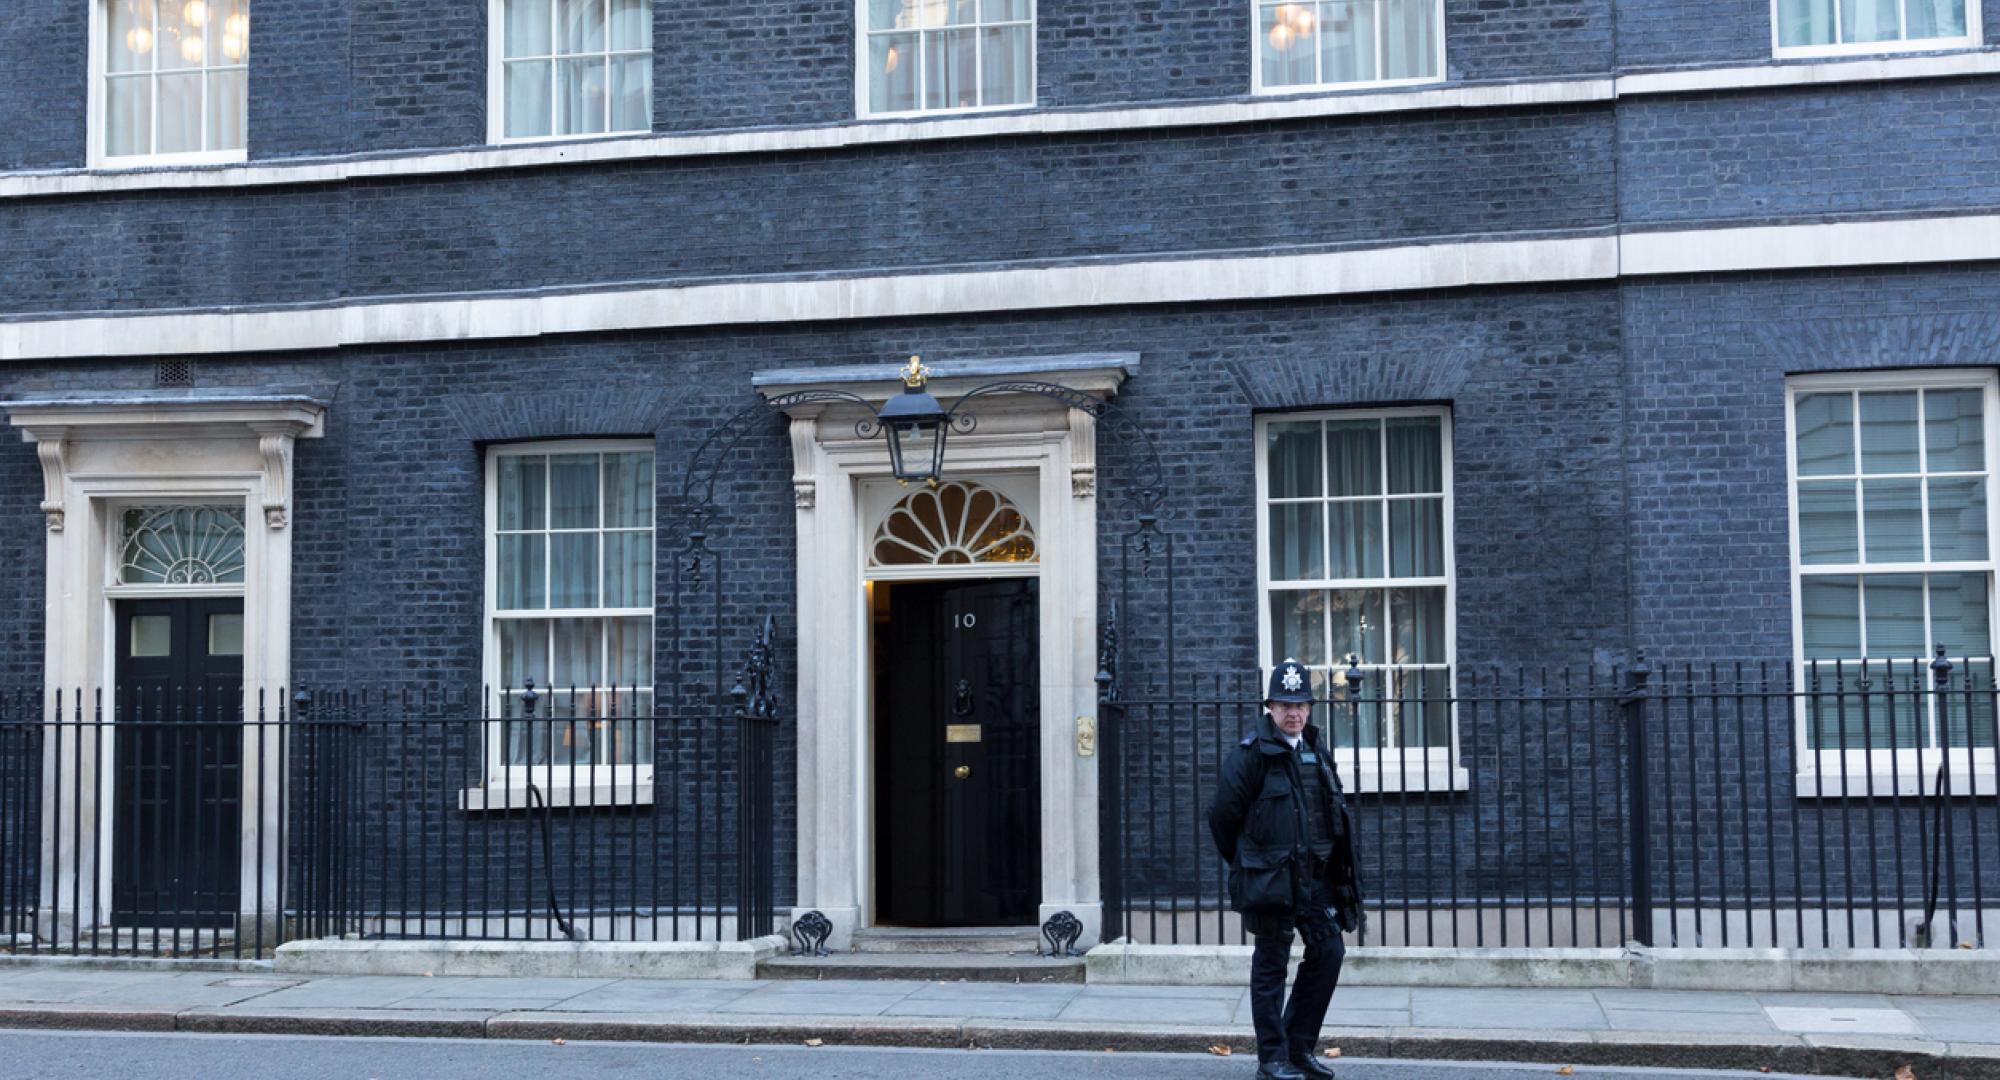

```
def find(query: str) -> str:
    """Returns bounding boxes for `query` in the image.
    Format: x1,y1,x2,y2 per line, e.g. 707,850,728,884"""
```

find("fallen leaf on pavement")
1895,1066,1918,1080
1207,1045,1232,1057
1556,1067,1574,1076
1759,1068,1771,1074
804,1038,824,1047
551,1038,565,1046
1324,1048,1342,1059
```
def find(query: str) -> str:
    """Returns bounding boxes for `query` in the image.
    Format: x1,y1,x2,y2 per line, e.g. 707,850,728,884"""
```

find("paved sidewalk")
0,965,1996,1078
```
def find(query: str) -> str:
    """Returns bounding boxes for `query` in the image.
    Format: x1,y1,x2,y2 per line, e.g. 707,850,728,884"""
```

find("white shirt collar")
1281,731,1301,749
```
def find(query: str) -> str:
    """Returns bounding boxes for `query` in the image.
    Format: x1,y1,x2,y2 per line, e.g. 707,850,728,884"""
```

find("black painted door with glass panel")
112,598,245,928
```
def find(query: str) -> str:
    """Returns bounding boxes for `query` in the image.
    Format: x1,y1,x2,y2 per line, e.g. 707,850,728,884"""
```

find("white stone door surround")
755,354,1136,951
3,393,325,933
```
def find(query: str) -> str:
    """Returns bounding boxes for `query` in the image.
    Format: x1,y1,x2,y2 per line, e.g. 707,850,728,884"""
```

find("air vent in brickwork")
154,359,193,387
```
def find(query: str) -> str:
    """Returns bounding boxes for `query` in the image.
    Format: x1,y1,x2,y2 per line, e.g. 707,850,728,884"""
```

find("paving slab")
1055,995,1240,1025
1593,988,1766,1013
403,976,616,999
714,991,916,1016
1409,988,1609,1031
883,997,1072,1020
1763,1005,1924,1037
547,985,762,1012
1602,1007,1779,1034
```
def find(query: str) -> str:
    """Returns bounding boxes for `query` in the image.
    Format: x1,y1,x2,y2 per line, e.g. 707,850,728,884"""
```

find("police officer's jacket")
1207,716,1363,930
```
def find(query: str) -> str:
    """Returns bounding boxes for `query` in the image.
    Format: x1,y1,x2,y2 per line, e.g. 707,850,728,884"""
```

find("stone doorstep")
758,953,1086,983
1087,944,2000,996
849,926,1047,955
272,936,789,980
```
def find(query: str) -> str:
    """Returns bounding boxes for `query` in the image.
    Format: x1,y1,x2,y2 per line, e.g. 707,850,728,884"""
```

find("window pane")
608,0,649,49
1778,0,1838,45
552,617,601,687
1386,417,1442,494
1388,498,1444,577
507,0,552,56
1839,0,1903,41
207,67,246,151
1864,573,1927,657
130,615,172,658
602,451,653,527
549,454,599,528
868,0,905,30
218,0,248,63
934,0,976,26
1859,391,1920,473
1801,575,1861,659
1327,588,1384,664
1389,586,1445,666
156,72,202,154
1319,1,1378,84
870,33,918,112
1328,500,1384,577
1270,589,1327,666
207,612,244,656
498,533,547,609
1325,420,1381,496
1929,572,1991,661
499,618,550,688
1928,477,1988,561
608,616,653,688
1261,3,1316,86
106,75,152,157
1269,504,1324,580
498,456,546,530
557,0,605,53
1382,0,1437,79
981,0,1029,19
1798,480,1859,564
1924,387,1984,472
505,60,552,137
556,57,608,135
1907,0,1968,37
1265,421,1321,497
551,532,598,608
159,0,202,70
1945,659,1996,749
1795,392,1854,476
110,0,151,73
1862,478,1922,562
979,25,1031,106
609,52,650,131
923,28,977,110
603,531,652,607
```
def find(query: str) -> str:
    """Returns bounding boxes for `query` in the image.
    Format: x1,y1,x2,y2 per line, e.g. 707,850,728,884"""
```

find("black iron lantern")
876,356,949,486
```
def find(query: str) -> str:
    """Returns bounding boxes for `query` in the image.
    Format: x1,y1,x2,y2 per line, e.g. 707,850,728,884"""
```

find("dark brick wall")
248,0,355,159
1618,79,2000,227
1445,0,1613,82
2,106,1611,316
1623,265,2000,663
0,0,88,171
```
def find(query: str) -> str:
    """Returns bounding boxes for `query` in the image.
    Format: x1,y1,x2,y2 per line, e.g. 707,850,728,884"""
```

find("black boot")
1255,1060,1308,1080
1289,1052,1336,1079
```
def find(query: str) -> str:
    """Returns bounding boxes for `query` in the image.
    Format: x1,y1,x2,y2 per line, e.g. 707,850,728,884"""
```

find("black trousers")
1248,875,1346,1065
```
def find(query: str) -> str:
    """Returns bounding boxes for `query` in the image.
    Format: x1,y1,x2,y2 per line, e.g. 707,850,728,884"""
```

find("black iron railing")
1100,656,2000,951
0,675,781,959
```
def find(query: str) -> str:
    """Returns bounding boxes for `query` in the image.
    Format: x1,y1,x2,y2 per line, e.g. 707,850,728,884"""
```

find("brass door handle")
953,765,971,780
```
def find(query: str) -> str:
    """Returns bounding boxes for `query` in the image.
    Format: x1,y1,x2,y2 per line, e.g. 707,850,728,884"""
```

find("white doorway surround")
754,354,1136,951
3,393,325,936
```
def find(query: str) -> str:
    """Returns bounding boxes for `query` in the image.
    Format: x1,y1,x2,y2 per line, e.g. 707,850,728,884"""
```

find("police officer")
1208,658,1363,1080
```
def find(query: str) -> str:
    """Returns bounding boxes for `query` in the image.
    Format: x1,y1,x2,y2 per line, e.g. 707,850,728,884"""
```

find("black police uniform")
1206,659,1363,1080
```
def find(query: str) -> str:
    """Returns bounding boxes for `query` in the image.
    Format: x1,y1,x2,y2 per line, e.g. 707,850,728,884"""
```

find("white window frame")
854,0,1038,119
88,0,251,169
1771,0,1982,59
1253,406,1466,793
1785,368,2000,798
486,0,654,146
470,439,656,809
1250,0,1447,96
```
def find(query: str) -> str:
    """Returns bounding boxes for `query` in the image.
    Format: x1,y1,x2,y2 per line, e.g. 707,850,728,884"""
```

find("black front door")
876,578,1040,926
112,598,245,928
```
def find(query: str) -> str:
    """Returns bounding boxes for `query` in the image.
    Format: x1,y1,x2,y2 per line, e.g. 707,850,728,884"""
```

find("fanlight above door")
870,481,1038,567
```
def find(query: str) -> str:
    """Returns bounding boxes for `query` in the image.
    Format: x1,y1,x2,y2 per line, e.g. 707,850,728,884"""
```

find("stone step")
847,926,1044,955
757,952,1085,983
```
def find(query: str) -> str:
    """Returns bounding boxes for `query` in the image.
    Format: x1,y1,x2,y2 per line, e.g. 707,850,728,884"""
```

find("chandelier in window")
1268,2,1316,51
119,0,249,63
